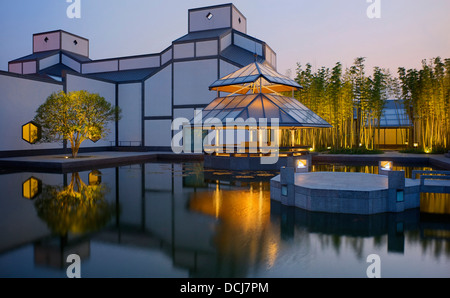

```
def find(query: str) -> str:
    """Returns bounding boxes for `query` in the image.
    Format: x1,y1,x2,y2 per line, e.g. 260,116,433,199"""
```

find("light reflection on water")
0,161,449,278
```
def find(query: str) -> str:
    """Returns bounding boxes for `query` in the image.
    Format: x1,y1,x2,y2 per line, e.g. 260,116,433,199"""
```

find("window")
206,12,213,20
22,121,41,144
22,177,42,200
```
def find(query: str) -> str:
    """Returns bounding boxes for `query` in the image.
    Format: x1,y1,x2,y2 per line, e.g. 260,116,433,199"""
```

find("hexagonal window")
22,176,42,200
22,121,41,144
89,170,102,186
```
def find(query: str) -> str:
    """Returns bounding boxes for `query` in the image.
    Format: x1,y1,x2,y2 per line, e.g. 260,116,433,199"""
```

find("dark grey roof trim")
0,69,63,85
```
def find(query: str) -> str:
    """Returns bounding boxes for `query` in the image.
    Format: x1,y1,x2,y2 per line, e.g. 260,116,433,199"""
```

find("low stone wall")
270,171,421,215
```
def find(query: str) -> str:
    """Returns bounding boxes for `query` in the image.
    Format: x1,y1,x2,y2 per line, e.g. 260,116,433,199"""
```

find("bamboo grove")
289,57,450,152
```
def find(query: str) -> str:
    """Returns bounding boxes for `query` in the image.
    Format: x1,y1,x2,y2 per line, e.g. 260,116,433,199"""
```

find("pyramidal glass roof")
209,62,302,94
192,93,331,128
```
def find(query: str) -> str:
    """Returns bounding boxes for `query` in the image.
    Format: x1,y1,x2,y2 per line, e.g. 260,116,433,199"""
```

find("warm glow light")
22,122,41,144
309,147,314,152
380,161,392,170
22,177,42,200
424,147,431,154
189,186,279,265
297,159,307,168
414,143,419,148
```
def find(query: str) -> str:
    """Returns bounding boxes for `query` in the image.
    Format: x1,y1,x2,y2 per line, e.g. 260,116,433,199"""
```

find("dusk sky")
0,0,449,78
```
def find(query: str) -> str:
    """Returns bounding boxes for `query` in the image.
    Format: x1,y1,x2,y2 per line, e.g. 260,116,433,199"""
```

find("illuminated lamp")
380,161,392,171
22,121,41,144
22,177,42,200
295,158,309,173
379,161,393,176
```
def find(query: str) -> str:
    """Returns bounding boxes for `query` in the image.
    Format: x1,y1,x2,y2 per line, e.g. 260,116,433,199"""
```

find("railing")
110,141,142,147
411,170,450,185
203,145,311,157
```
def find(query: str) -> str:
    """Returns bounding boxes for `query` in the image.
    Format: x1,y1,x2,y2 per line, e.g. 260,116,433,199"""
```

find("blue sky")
0,0,449,77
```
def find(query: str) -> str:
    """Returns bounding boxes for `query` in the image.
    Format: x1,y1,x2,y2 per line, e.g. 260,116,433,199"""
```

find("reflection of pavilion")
3,163,450,276
188,62,331,170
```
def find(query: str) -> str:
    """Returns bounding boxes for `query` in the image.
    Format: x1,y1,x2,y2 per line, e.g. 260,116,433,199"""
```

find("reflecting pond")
0,161,449,278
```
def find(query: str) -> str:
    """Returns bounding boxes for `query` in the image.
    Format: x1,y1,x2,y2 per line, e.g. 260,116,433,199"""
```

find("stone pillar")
387,170,405,213
280,166,295,207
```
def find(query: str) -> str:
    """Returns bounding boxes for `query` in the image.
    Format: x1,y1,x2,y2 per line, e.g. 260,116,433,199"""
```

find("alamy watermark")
66,254,81,278
171,110,281,165
66,0,81,19
366,254,381,278
366,0,381,19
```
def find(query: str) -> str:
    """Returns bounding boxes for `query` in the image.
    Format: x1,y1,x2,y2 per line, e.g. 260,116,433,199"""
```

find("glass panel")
247,97,264,120
236,94,257,108
224,96,246,110
280,111,296,124
205,97,226,111
261,98,281,120
224,109,243,121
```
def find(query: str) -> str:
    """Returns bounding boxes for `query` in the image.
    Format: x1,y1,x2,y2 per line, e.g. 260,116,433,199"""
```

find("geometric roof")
378,100,412,128
192,93,331,128
209,62,302,95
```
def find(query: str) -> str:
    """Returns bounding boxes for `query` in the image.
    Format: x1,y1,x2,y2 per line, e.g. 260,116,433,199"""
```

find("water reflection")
31,171,115,269
0,162,449,277
34,172,115,236
190,183,280,275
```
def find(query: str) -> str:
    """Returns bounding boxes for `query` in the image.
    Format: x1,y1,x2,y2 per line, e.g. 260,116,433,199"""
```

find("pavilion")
187,61,331,170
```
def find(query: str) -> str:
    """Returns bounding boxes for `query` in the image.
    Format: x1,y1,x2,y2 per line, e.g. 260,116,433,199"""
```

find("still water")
0,161,449,278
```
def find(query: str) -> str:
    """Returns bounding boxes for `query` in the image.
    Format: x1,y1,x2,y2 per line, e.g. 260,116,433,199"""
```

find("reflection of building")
34,237,90,269
0,3,281,157
1,163,450,276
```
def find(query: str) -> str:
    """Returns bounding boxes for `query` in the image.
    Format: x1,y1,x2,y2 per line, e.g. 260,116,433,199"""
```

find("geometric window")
206,12,213,20
88,170,102,186
22,121,41,144
22,176,42,200
88,133,100,143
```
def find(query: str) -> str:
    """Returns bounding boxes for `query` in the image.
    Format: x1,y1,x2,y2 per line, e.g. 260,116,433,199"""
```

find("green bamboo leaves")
399,58,450,152
293,57,449,152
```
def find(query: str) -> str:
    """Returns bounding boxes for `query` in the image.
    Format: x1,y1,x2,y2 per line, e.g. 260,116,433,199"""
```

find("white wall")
220,32,232,52
232,6,247,34
33,32,60,53
62,54,81,72
66,74,116,148
145,120,172,147
196,40,218,57
220,59,239,78
265,45,277,70
161,48,172,65
22,61,36,74
118,83,142,144
174,59,217,106
234,33,263,56
119,56,160,71
189,6,231,32
173,43,195,59
0,73,63,151
145,65,172,117
61,31,89,57
8,63,22,74
82,60,118,74
39,54,60,71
